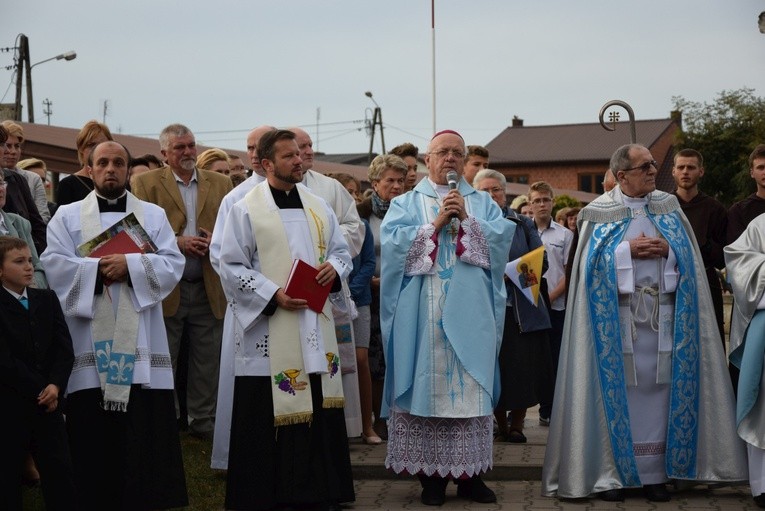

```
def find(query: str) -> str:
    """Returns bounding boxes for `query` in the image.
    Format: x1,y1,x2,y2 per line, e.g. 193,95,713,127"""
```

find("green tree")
552,194,580,219
672,88,765,207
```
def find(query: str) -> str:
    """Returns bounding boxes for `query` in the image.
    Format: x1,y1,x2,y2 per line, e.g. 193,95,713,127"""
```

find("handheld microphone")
446,171,458,190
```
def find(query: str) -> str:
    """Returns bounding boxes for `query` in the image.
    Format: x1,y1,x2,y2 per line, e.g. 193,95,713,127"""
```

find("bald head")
246,125,276,176
288,127,314,172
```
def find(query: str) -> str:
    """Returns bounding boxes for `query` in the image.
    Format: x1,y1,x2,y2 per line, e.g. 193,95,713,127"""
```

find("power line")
0,72,15,103
382,123,430,142
129,119,365,139
199,126,363,146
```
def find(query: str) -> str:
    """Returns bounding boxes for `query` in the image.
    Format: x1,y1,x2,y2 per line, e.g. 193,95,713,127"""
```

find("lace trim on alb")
384,411,493,478
459,217,490,269
405,224,437,275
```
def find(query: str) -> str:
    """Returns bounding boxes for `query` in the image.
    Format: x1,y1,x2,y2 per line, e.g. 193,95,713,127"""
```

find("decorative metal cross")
599,100,637,143
608,111,620,129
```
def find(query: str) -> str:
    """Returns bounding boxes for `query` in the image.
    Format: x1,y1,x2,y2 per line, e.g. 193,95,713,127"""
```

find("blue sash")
585,207,699,485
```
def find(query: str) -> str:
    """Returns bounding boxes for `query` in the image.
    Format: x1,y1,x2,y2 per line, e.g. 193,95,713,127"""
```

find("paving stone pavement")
349,479,757,510
347,405,760,510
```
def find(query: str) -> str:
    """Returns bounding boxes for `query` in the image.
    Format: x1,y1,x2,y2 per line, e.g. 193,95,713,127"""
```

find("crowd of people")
4,115,765,510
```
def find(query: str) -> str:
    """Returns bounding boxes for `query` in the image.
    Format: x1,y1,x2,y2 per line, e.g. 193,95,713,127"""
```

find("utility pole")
13,35,29,121
23,36,34,122
365,91,385,164
102,100,109,124
43,98,52,125
10,34,76,123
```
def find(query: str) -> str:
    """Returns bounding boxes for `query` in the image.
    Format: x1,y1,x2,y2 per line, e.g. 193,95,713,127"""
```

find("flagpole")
431,0,436,134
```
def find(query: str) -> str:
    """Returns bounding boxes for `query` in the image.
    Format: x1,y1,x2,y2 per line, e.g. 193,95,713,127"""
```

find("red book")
88,230,143,257
284,259,331,313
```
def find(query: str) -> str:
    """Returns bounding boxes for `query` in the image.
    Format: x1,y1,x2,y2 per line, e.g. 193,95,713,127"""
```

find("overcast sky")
3,1,764,156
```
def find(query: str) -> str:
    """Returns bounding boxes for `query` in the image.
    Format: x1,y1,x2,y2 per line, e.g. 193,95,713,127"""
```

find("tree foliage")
672,88,765,206
552,194,580,218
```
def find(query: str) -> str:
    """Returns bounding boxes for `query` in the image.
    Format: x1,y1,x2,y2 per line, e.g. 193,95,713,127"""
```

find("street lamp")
12,35,78,122
365,91,385,164
26,50,77,123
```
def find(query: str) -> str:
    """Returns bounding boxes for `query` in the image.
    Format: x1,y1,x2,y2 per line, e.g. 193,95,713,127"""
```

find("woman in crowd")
473,169,553,443
357,154,407,440
333,173,363,204
17,158,57,218
332,173,379,443
563,206,580,234
196,148,231,175
56,120,113,206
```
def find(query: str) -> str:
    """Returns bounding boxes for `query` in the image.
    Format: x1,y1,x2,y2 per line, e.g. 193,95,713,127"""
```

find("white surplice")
209,174,263,469
210,172,363,469
40,196,185,394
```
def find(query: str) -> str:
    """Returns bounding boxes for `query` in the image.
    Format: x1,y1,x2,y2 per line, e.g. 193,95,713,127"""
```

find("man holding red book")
217,129,354,511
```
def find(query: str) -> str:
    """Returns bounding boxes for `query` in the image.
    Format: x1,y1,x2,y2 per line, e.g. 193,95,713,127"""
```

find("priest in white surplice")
209,125,268,471
217,129,354,510
209,124,365,471
40,141,188,509
725,212,765,509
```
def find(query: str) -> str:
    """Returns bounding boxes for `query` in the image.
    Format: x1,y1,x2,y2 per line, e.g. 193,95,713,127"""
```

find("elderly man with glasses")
379,130,513,505
542,143,747,502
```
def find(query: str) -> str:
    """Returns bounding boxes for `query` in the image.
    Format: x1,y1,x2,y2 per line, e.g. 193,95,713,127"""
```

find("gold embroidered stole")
245,183,344,426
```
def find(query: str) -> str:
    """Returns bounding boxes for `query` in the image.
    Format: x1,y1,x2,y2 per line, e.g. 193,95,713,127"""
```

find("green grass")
22,432,227,510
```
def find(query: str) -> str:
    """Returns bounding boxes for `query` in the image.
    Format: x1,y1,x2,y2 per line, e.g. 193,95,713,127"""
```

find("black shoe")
643,483,670,502
506,429,527,443
754,493,765,508
418,475,447,506
599,488,625,502
456,475,497,503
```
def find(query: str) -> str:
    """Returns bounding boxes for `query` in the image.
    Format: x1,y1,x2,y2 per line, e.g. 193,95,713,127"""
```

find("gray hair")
472,168,506,188
159,123,193,150
368,154,407,182
610,143,644,172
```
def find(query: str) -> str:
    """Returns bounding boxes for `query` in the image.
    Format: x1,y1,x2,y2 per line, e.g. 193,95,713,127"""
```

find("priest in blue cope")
541,143,747,503
380,129,513,506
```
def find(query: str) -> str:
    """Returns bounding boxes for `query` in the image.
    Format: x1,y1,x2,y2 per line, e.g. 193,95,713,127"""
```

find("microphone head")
446,171,458,189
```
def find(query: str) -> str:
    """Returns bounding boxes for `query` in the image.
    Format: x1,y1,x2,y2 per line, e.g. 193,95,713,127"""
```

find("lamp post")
365,91,386,164
12,35,77,122
26,49,76,123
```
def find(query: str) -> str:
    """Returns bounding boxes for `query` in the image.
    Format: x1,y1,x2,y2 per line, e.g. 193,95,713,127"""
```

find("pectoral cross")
448,218,459,239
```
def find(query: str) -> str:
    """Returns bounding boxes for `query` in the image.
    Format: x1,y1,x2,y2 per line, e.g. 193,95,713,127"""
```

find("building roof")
487,118,678,165
15,122,370,183
316,152,376,166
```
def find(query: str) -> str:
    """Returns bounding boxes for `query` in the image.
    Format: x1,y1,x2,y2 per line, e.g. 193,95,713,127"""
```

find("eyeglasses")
0,180,7,188
531,197,552,205
429,149,465,159
623,160,658,174
480,186,505,195
2,143,21,151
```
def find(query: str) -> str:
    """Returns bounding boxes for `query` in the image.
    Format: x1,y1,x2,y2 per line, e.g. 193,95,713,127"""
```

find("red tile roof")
487,118,677,165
